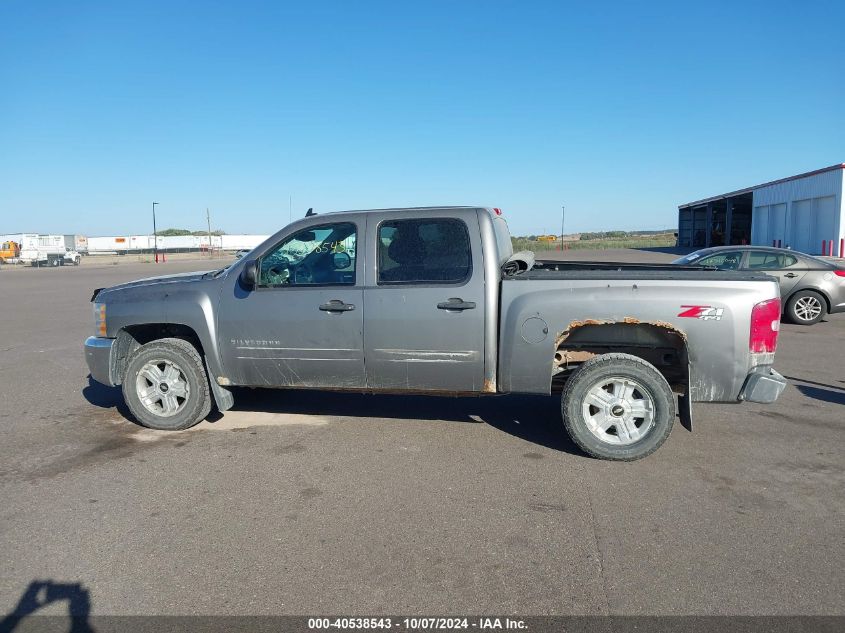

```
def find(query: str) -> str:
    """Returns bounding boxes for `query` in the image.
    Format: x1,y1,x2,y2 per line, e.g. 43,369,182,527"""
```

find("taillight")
834,270,845,278
493,208,502,215
750,298,780,353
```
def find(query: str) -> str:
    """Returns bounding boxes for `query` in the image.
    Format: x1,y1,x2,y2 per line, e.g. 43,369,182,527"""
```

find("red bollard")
772,240,776,247
821,241,827,256
155,253,159,263
778,240,782,248
163,252,167,263
840,238,844,258
829,240,834,257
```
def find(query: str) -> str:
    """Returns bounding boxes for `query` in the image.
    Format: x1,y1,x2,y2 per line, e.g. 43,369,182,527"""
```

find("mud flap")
205,359,234,412
678,362,692,432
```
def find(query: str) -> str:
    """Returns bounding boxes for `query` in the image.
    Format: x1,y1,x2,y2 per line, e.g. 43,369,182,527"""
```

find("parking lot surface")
0,252,843,616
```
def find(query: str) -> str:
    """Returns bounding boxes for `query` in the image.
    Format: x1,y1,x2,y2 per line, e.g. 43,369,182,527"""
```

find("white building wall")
751,168,844,254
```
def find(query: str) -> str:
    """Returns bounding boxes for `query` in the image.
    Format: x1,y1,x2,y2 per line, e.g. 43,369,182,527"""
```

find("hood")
102,270,215,294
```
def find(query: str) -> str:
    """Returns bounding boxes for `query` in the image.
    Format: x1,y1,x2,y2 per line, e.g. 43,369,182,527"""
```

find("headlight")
93,302,107,337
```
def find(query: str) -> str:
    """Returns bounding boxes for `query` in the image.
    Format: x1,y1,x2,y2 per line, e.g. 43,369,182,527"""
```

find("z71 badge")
678,305,724,320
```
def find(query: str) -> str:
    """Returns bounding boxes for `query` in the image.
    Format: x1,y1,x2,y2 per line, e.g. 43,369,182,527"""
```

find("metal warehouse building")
677,163,845,255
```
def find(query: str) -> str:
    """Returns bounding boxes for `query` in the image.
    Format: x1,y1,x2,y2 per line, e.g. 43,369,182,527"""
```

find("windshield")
672,251,707,265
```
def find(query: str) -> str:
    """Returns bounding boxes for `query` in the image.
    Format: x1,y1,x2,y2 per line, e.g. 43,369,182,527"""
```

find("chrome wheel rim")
136,359,190,417
794,296,822,321
582,376,656,445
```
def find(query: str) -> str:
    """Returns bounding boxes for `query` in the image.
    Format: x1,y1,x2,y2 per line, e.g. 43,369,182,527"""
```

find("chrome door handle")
784,273,798,278
319,300,355,312
437,298,476,311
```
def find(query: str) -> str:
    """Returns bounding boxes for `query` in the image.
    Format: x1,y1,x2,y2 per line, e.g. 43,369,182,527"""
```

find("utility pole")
560,205,565,251
152,201,159,262
206,208,212,257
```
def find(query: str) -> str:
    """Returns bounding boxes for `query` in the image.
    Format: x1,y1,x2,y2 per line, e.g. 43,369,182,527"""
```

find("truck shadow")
793,385,845,406
81,377,583,456
81,377,132,419
228,388,583,455
783,375,845,405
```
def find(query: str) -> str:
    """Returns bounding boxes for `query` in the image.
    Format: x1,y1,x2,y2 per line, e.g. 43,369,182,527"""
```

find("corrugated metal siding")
752,169,842,206
751,170,844,255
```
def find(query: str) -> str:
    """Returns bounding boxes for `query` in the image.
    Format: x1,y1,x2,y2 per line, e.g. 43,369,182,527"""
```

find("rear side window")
746,251,798,269
378,218,471,284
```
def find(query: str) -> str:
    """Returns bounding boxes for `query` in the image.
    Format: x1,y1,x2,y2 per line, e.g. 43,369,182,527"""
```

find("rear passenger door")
743,250,806,296
363,211,486,392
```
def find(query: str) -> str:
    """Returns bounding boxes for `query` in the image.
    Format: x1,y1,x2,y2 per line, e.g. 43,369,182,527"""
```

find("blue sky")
1,0,843,237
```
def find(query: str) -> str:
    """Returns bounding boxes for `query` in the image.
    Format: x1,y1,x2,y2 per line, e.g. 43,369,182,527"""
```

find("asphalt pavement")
0,253,843,616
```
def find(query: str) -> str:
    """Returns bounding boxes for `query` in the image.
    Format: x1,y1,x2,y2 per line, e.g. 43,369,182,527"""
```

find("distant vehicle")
233,249,251,260
0,240,20,263
19,247,81,267
85,206,786,461
536,235,558,242
673,246,845,325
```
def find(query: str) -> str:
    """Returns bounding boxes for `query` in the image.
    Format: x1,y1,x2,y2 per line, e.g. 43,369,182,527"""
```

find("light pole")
560,205,565,251
152,202,159,262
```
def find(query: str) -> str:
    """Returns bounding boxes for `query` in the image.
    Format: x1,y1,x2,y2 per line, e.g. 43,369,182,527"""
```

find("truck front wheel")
561,353,675,461
123,338,212,431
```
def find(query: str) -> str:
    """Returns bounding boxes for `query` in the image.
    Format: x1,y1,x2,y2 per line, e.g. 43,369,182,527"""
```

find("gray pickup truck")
85,206,786,460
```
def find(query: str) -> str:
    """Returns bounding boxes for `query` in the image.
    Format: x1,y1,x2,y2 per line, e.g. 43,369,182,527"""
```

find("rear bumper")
739,366,787,404
84,336,116,386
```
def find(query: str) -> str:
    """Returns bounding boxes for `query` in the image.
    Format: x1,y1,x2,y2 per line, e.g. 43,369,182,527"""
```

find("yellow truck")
0,240,20,263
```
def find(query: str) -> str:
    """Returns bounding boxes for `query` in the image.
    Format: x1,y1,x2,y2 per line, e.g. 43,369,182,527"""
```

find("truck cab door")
217,219,366,388
363,210,486,392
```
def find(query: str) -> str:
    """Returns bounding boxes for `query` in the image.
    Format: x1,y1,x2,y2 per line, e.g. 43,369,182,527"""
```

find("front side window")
378,218,471,283
697,251,743,270
259,223,356,287
746,251,798,269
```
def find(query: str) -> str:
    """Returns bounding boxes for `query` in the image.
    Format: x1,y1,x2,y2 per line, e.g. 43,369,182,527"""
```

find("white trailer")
64,234,89,254
221,234,268,251
87,236,131,254
18,234,80,267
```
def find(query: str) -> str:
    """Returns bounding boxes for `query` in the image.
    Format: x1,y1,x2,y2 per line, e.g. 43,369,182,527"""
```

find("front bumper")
739,366,787,404
84,336,116,386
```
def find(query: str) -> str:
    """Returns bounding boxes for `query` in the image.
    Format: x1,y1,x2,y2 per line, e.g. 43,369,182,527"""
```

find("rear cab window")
377,218,471,284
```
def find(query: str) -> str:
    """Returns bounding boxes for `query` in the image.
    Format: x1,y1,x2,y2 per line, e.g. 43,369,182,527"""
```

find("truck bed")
514,260,774,282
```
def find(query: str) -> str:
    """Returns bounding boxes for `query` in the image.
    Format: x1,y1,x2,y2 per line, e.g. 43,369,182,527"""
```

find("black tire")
122,338,212,431
561,353,675,461
785,290,826,325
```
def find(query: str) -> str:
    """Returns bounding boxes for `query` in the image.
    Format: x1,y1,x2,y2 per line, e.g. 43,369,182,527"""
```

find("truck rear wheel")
561,353,675,461
122,338,212,431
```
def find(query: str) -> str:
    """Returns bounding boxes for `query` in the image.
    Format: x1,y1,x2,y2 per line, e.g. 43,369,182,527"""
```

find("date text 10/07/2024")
307,617,527,630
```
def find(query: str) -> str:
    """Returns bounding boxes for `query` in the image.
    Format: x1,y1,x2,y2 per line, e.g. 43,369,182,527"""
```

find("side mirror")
332,251,352,270
240,261,258,288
